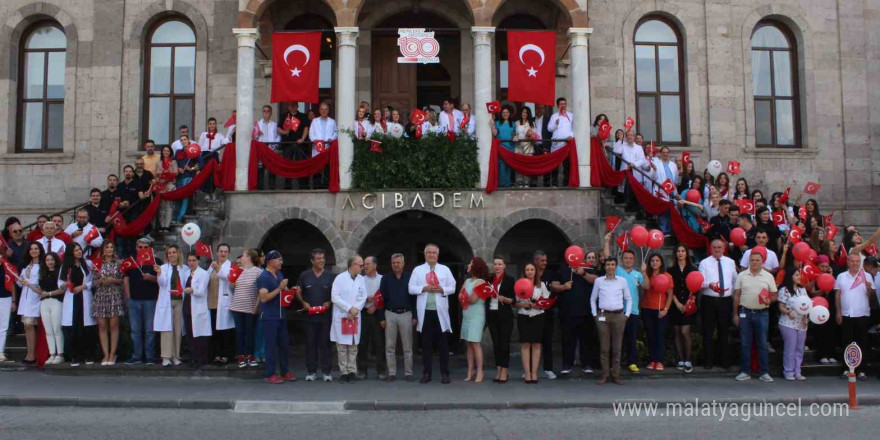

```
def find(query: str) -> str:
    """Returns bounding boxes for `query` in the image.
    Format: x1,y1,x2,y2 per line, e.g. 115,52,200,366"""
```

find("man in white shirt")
437,99,464,139
619,131,650,210
732,252,778,382
547,97,574,187
834,253,874,379
308,102,338,157
356,256,387,380
254,105,281,190
170,125,189,156
459,103,476,138
37,221,66,257
739,231,780,274
698,239,738,370
330,255,367,383
64,208,103,255
651,146,678,232
408,243,455,384
590,257,631,385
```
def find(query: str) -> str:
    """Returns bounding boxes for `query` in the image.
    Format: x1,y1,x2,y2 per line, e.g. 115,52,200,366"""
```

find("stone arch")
244,206,347,267
488,0,586,28
259,218,338,276
356,0,474,29
485,207,577,258
492,218,572,275
348,208,485,259
2,2,81,154
739,5,815,154
240,0,343,28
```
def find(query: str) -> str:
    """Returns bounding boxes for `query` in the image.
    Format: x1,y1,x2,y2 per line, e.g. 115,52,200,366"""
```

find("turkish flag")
771,210,786,226
851,269,867,289
227,264,243,283
369,140,383,153
223,112,236,128
507,31,556,105
605,215,621,232
827,223,839,240
866,243,878,257
283,114,300,132
777,187,791,205
171,277,183,297
373,291,385,309
823,213,834,226
474,283,495,300
313,140,326,154
2,259,18,293
836,245,848,266
803,181,821,195
415,124,423,139
120,257,138,273
410,109,426,125
681,151,691,166
534,297,556,310
108,198,121,217
280,288,298,307
194,241,213,259
616,232,629,251
735,199,755,215
426,271,440,287
727,161,741,175
486,101,501,114
758,288,771,305
645,141,657,157
798,206,807,221
271,32,322,103
458,287,469,311
661,179,676,195
136,248,155,267
789,226,804,244
84,227,99,244
624,117,635,131
697,217,712,232
341,317,358,335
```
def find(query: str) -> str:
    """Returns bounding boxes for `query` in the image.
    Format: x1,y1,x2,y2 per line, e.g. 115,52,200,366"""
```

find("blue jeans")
738,307,769,375
622,314,640,366
262,319,290,378
175,176,193,222
642,308,668,363
232,312,255,357
657,212,671,234
128,299,157,362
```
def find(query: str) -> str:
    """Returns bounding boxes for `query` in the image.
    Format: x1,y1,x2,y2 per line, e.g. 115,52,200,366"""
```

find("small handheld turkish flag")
645,141,657,157
605,216,621,232
534,297,556,310
288,116,301,132
415,123,423,139
223,112,236,129
2,259,18,293
616,232,629,251
827,223,839,240
369,140,383,153
851,269,867,289
661,179,676,195
789,226,804,244
227,264,243,283
777,187,791,205
280,288,298,308
681,152,691,166
727,161,741,175
84,227,99,244
475,283,495,300
373,291,385,309
410,109,426,124
598,121,612,141
683,294,697,316
136,248,155,267
803,181,821,195
426,271,440,287
341,317,358,335
772,210,786,226
624,117,635,131
735,199,756,215
823,213,834,226
185,143,200,160
313,140,326,154
120,257,137,273
486,101,501,114
194,241,213,260
866,243,878,257
458,287,469,311
758,288,771,305
697,218,713,232
171,277,183,297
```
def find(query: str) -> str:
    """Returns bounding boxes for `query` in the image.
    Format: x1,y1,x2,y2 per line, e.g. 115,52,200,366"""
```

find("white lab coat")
185,266,212,338
17,263,42,318
37,237,66,257
309,116,338,156
60,262,96,327
330,272,367,345
64,222,103,252
154,263,191,332
408,262,456,333
651,157,678,187
212,260,236,331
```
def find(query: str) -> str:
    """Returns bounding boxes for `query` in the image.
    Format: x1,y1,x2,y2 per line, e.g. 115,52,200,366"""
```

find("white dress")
17,263,41,318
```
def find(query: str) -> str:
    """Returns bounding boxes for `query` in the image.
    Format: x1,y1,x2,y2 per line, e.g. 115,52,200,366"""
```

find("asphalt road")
1,405,875,440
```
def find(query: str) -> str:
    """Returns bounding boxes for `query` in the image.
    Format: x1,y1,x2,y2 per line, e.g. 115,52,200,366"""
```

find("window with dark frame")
17,22,66,152
751,21,799,148
144,18,196,147
633,17,687,145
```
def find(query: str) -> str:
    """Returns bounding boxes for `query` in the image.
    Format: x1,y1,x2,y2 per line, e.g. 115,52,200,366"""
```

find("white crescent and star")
518,44,545,78
283,44,311,77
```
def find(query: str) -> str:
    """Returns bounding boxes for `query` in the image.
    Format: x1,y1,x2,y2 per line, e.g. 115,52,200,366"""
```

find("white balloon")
707,160,723,178
791,296,812,315
181,222,201,246
809,305,829,325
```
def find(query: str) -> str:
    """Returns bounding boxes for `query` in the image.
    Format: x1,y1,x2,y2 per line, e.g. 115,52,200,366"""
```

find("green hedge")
351,132,480,190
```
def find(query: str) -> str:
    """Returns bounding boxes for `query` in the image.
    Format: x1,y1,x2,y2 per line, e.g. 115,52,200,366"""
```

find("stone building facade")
0,0,878,265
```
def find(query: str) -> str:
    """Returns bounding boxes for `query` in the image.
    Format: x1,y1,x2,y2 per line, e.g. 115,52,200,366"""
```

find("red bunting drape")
162,160,218,200
214,145,236,191
250,140,340,193
111,195,162,239
486,138,580,194
589,138,708,250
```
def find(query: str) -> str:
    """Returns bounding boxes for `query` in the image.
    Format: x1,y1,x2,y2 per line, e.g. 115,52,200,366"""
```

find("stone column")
472,27,495,188
568,28,593,187
233,28,258,191
335,27,359,190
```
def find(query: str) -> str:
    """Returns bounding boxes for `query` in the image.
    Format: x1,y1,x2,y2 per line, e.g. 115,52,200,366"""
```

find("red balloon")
647,229,665,250
631,225,649,248
811,296,829,309
514,278,534,300
685,189,701,204
816,273,835,292
730,228,747,247
792,242,811,262
685,271,704,293
564,245,585,268
807,249,818,263
652,273,672,294
185,143,200,160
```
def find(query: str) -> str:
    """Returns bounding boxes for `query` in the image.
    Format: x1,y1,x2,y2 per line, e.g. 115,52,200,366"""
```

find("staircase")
150,192,226,258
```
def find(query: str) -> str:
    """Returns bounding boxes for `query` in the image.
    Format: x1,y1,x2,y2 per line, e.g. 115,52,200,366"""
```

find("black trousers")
841,316,871,374
560,314,597,370
305,319,332,374
183,297,208,367
356,311,387,375
701,295,732,368
487,312,513,368
420,310,449,376
209,309,235,361
541,310,556,371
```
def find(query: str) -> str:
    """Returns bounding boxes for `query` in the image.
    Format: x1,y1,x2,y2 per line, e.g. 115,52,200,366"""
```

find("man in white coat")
619,131,651,212
64,208,103,256
408,243,456,384
309,102,338,157
437,99,464,140
331,254,367,382
209,243,236,364
37,222,66,258
650,146,679,233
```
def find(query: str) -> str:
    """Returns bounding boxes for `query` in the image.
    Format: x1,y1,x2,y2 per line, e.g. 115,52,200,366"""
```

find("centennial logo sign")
397,28,440,64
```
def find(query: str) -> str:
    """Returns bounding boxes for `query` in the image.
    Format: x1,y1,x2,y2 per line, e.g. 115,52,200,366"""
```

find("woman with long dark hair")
640,253,673,370
491,106,516,188
801,199,823,237
667,245,697,373
514,262,551,384
460,257,490,382
92,241,125,365
16,242,44,364
778,269,809,381
732,178,750,200
60,243,96,366
591,113,608,137
155,145,178,231
678,160,697,193
37,252,64,364
513,107,537,187
842,226,880,267
487,256,515,383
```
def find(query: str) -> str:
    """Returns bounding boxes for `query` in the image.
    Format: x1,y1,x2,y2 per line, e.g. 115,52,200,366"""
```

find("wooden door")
372,35,416,112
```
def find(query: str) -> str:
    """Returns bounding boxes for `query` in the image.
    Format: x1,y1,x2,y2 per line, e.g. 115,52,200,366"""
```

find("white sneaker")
323,374,333,382
759,374,774,383
53,356,63,365
162,359,172,367
676,361,685,370
735,372,751,381
172,358,182,366
784,375,795,381
559,369,572,375
819,358,830,364
70,362,81,367
796,375,807,381
544,370,557,380
828,358,838,365
582,367,594,374
305,374,317,382
0,353,6,362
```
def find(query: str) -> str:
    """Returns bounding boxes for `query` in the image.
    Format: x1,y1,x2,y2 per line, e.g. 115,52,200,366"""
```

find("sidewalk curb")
1,395,878,411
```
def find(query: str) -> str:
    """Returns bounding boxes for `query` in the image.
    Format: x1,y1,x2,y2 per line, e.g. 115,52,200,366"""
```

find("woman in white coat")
210,244,236,364
183,253,212,367
330,255,367,382
154,245,189,367
60,243,97,366
17,242,44,364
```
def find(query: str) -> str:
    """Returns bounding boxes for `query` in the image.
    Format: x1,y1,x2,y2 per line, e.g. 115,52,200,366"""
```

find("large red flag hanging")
271,32,322,104
507,31,556,106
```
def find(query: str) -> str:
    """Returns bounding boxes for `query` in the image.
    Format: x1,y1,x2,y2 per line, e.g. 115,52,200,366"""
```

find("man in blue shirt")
615,249,644,373
378,253,415,381
256,250,294,384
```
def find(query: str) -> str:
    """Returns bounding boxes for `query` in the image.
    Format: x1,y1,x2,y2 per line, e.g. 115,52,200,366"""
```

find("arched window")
751,21,798,147
634,17,686,145
17,22,66,152
144,18,196,146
